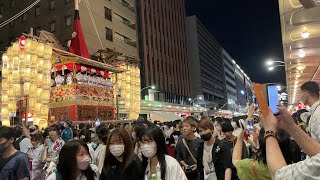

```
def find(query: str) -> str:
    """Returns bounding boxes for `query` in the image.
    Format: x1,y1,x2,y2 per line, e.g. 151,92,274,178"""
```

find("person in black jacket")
100,128,144,180
197,118,234,180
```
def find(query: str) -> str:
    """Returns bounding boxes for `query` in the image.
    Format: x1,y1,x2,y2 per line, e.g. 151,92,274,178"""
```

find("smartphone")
247,118,254,135
267,84,280,115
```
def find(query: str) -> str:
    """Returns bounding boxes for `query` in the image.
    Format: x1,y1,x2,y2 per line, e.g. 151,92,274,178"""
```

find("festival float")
0,35,126,128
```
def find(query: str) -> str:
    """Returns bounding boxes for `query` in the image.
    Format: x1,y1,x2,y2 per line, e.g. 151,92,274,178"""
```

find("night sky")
185,0,286,86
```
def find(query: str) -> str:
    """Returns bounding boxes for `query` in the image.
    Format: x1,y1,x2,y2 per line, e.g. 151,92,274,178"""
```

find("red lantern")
19,36,26,50
298,102,303,109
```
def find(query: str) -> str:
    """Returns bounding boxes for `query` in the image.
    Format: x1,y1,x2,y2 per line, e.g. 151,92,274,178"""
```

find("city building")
278,0,320,107
0,0,138,58
186,15,226,108
136,0,191,105
222,49,237,107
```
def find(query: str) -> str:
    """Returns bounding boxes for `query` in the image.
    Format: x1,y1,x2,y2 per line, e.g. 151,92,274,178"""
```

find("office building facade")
0,0,138,58
222,49,237,106
136,0,191,104
186,15,226,107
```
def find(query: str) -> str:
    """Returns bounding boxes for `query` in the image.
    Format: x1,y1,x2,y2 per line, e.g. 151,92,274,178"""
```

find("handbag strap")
252,160,258,180
182,138,197,163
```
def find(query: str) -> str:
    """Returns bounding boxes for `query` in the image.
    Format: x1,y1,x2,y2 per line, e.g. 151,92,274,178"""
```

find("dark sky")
185,0,286,86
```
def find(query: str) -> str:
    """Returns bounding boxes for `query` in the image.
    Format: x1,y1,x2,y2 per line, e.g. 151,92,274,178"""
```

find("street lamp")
268,65,285,71
140,85,155,92
265,59,285,66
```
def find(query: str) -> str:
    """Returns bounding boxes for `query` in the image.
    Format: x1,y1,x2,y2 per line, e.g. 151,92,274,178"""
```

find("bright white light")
198,97,203,100
151,85,156,89
277,86,281,90
266,61,274,66
188,98,192,101
301,32,310,38
296,74,300,78
299,52,306,58
268,67,274,71
232,60,236,64
241,90,245,95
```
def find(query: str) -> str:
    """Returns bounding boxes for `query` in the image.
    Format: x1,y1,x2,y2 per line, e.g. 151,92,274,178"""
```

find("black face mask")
200,133,212,141
0,140,9,156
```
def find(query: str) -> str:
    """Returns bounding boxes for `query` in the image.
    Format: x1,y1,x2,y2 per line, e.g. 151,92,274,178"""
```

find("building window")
105,27,113,41
10,0,14,8
65,0,71,4
35,6,40,16
104,7,112,21
50,21,55,32
49,0,55,10
22,13,27,22
65,15,72,27
0,5,4,18
35,27,41,36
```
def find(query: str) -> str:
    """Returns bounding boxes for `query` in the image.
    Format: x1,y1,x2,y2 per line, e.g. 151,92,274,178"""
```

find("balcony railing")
116,0,135,12
114,16,136,30
115,36,136,47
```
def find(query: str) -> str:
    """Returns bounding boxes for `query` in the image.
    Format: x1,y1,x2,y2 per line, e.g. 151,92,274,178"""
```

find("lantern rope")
0,0,41,29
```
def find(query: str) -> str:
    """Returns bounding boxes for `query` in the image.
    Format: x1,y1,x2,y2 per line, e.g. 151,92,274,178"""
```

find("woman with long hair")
141,126,187,180
100,128,144,180
92,125,109,174
46,140,98,180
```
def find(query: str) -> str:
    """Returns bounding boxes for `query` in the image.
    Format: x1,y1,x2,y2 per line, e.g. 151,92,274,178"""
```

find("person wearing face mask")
132,122,146,160
197,118,233,180
47,140,99,180
27,134,45,180
61,120,73,142
141,126,187,180
100,128,143,180
0,126,31,180
300,81,320,143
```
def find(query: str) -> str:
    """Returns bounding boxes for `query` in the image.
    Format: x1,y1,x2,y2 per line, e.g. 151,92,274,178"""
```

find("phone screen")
267,85,280,114
247,119,254,135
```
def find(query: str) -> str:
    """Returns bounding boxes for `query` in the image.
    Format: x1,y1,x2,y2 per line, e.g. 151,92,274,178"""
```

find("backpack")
13,136,26,151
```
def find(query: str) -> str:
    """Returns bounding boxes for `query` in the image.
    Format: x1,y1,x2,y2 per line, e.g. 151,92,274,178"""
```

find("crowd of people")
0,81,320,180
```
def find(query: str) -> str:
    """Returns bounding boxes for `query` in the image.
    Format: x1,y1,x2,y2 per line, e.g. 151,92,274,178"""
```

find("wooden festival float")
0,35,125,128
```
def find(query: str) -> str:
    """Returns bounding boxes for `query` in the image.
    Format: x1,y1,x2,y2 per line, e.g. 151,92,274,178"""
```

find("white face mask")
109,144,125,157
77,155,90,170
141,143,156,158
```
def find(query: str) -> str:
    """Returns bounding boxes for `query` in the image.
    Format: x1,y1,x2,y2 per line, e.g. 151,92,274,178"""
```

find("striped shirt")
275,153,320,180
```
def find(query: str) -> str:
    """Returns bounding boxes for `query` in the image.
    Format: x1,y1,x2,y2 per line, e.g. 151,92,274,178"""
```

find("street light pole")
140,85,155,92
268,65,285,71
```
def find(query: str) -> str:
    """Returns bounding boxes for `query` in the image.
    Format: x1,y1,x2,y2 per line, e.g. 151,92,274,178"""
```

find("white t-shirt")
144,155,187,180
92,144,106,174
203,143,217,180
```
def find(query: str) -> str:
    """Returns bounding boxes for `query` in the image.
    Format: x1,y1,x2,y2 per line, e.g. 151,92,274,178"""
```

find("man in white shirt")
300,81,320,143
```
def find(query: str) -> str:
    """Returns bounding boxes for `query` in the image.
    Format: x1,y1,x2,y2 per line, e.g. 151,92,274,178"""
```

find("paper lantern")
19,52,25,64
2,65,9,77
12,70,20,83
30,83,37,92
12,57,19,69
25,54,31,67
24,68,31,81
35,103,42,114
31,55,38,66
23,82,31,94
8,88,14,97
44,44,52,59
29,99,36,109
37,43,45,57
25,39,32,53
2,53,9,64
41,90,50,103
40,105,49,116
2,79,8,89
37,58,44,70
13,84,21,96
12,42,20,56
2,108,9,118
36,73,43,84
43,60,51,71
1,95,9,105
30,40,39,53
8,101,16,112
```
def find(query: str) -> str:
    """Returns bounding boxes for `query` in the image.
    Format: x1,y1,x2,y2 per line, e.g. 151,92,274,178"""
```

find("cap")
65,119,73,126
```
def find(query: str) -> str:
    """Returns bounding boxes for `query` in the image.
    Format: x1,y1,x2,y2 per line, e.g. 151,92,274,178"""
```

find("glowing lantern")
37,43,45,57
25,54,31,67
8,101,16,112
2,95,9,105
2,108,9,118
31,55,38,66
23,82,31,95
44,44,52,59
12,42,20,56
25,39,32,53
37,58,44,70
19,36,26,50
